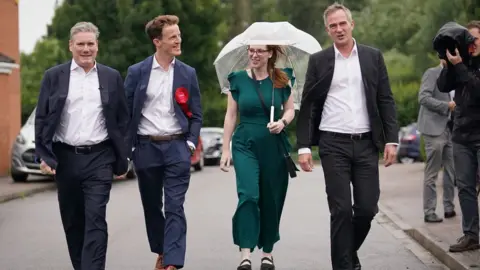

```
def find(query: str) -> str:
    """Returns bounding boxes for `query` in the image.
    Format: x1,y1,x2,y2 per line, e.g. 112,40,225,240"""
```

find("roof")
0,53,15,64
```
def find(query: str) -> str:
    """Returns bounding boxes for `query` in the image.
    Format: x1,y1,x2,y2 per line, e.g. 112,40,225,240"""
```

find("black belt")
321,130,372,140
137,134,185,141
54,140,111,154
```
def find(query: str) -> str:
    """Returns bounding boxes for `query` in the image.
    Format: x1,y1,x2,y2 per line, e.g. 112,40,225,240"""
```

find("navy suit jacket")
124,56,202,156
34,61,130,175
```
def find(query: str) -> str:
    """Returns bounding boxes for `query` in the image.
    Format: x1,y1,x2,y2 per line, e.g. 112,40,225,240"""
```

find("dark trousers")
453,142,480,239
132,137,191,269
318,131,380,270
53,142,115,270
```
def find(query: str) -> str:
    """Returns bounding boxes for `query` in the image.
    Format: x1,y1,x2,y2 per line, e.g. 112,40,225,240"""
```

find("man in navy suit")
34,22,129,270
124,15,202,270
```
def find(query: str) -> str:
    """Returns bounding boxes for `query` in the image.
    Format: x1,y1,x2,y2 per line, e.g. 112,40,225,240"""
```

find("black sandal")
260,256,275,270
237,259,252,270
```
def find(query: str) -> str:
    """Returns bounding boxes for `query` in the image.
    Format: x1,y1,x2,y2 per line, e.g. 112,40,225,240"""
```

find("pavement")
378,163,480,270
0,175,55,203
0,165,444,270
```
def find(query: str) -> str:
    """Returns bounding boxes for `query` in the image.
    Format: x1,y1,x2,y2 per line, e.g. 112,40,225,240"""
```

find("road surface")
0,166,445,269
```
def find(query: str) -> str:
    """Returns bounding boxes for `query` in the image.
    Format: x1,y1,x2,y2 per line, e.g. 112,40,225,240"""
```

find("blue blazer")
124,56,202,156
34,61,130,175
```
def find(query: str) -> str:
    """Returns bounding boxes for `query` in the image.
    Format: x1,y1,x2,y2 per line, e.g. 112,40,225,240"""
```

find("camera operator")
437,20,480,253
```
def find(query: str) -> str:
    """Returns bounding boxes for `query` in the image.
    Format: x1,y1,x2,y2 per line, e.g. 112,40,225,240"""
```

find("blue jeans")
453,142,480,238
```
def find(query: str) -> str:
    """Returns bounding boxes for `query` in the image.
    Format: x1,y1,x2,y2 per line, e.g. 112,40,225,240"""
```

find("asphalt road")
0,165,445,270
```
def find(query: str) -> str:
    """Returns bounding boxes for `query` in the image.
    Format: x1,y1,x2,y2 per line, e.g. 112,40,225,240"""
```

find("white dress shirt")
450,90,455,100
53,60,108,146
320,42,369,134
299,41,394,155
137,56,195,149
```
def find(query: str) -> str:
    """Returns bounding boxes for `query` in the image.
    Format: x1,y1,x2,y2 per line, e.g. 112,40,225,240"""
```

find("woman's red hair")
266,45,289,89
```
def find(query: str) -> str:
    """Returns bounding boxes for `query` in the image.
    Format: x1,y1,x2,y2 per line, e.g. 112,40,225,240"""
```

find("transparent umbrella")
213,21,322,109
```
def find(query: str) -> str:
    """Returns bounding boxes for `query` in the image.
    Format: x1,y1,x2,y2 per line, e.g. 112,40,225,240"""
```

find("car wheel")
11,171,28,182
204,158,220,166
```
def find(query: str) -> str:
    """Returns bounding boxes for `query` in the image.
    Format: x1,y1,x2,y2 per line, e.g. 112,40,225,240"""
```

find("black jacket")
35,61,130,175
437,59,480,143
295,44,398,151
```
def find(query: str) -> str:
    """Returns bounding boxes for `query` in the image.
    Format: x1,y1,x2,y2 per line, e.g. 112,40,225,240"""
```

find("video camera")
433,22,476,64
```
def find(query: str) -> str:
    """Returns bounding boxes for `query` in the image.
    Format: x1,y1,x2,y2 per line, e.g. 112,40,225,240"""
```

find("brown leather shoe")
449,235,480,252
154,255,164,270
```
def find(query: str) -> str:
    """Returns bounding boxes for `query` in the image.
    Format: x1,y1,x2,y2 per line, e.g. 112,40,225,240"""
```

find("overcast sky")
19,0,58,53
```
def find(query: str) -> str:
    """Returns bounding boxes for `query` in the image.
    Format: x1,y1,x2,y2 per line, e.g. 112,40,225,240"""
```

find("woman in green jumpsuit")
220,45,296,270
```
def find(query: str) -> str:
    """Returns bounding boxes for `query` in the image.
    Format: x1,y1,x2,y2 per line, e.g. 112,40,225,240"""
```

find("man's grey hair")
323,2,353,27
70,22,100,40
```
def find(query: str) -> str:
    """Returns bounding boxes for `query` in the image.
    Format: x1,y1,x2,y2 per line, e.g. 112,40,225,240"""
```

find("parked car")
200,127,224,165
199,127,235,166
397,122,422,164
10,108,136,182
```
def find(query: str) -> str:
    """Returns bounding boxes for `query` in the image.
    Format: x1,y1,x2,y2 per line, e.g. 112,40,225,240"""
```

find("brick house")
0,0,21,176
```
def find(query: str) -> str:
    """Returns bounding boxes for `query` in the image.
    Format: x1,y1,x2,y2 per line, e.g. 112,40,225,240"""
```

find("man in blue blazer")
35,22,129,270
124,15,202,270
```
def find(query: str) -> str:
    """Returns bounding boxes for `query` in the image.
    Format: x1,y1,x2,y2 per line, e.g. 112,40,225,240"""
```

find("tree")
20,38,68,122
19,0,480,134
466,0,480,21
275,0,367,47
227,0,251,39
43,0,227,126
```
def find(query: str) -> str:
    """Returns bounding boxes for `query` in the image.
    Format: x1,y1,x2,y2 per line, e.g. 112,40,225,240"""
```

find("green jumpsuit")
228,68,294,253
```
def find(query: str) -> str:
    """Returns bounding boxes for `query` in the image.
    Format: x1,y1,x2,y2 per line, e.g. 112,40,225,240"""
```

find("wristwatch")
281,119,288,127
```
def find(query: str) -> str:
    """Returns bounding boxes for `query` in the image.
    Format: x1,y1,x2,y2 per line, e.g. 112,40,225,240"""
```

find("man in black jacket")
296,3,398,269
437,20,480,252
35,22,129,269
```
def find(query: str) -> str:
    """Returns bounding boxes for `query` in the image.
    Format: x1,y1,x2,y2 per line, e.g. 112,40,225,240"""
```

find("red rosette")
174,87,192,118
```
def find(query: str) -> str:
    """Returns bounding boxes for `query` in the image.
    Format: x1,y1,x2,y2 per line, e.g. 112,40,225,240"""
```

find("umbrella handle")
270,106,274,123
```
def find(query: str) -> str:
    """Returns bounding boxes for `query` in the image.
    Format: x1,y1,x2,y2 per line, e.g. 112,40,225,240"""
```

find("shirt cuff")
187,140,196,150
386,142,399,146
298,147,311,155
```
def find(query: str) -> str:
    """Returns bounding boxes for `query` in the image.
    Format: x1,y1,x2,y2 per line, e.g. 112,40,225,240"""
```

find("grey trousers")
423,127,455,215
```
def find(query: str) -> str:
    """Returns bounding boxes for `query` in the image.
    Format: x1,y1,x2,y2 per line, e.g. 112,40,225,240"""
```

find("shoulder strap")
251,69,270,118
251,70,299,176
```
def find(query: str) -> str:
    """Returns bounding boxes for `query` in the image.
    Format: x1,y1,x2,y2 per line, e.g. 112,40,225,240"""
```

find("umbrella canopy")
213,21,322,109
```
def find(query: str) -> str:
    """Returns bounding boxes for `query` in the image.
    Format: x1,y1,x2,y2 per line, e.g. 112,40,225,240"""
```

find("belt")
321,131,372,140
137,134,185,141
54,140,111,154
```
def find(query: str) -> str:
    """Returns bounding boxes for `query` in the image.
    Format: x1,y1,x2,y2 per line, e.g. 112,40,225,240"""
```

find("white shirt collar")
70,59,97,71
152,55,175,70
333,38,358,59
